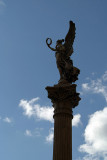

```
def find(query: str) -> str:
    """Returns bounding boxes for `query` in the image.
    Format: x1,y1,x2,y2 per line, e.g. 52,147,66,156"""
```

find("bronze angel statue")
46,21,80,84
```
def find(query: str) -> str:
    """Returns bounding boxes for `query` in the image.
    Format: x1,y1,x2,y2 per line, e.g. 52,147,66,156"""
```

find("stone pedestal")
46,83,81,160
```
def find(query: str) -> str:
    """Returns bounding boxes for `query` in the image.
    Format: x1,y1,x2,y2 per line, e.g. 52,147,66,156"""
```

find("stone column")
46,83,80,160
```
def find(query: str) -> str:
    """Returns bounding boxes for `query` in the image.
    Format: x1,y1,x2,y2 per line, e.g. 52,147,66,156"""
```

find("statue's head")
56,39,64,45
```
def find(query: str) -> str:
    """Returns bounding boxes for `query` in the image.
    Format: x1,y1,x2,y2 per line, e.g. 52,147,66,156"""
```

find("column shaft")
53,113,72,160
46,84,80,160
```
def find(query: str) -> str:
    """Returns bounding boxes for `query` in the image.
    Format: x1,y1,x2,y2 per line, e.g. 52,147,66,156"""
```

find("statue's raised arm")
46,21,80,84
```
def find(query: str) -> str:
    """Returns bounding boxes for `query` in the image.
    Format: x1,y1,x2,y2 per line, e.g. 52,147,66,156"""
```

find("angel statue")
46,21,80,84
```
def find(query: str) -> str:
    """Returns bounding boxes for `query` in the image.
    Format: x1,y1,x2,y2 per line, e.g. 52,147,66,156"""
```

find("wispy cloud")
25,130,32,137
0,0,5,6
34,128,43,137
81,71,107,102
25,128,43,137
79,107,107,159
0,0,6,14
46,128,54,143
3,117,12,123
102,71,107,81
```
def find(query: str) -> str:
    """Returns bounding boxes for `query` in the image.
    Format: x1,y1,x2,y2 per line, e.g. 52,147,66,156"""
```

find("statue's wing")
64,21,76,56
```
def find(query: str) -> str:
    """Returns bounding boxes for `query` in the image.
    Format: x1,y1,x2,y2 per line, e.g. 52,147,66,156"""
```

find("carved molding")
46,83,81,109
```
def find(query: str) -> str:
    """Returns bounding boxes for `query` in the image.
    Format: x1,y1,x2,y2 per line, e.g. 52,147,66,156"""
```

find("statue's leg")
58,67,63,79
56,60,65,80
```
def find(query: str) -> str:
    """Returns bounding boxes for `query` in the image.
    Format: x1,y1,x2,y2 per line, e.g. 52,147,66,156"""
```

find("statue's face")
56,39,64,45
56,40,60,45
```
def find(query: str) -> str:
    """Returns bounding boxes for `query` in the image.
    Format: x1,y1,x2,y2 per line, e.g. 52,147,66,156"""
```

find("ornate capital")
46,83,81,109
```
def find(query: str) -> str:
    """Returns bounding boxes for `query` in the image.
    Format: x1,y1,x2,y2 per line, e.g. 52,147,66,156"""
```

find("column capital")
46,83,81,118
46,83,81,108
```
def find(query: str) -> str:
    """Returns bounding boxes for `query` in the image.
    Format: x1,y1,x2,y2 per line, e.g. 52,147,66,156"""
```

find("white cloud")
46,128,54,143
3,117,12,123
35,105,53,122
19,97,40,117
19,97,54,123
72,114,81,127
82,83,91,91
82,71,107,102
79,107,107,159
25,130,32,136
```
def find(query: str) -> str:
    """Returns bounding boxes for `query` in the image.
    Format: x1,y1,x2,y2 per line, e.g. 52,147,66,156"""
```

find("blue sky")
0,0,107,160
